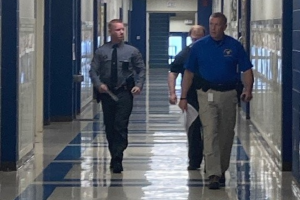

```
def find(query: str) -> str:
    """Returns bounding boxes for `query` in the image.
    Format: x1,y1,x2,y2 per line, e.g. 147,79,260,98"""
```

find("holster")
192,74,202,89
126,76,135,91
236,80,244,97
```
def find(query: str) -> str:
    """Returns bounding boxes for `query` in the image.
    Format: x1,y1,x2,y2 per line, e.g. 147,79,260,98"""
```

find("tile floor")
1,68,300,200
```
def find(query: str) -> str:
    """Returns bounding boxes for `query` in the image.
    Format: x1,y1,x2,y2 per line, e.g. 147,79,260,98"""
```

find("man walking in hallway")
168,25,206,170
179,12,254,189
89,19,146,173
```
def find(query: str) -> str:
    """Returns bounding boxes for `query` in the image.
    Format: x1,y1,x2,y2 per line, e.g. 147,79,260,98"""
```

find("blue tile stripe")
15,113,249,199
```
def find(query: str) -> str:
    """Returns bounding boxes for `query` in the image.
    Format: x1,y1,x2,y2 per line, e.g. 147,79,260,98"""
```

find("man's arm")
89,48,109,93
168,47,190,104
168,72,179,104
178,69,194,111
241,69,254,102
89,49,102,88
131,49,146,94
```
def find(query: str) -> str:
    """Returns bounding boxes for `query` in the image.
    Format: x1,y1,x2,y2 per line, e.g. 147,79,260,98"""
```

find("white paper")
178,103,199,132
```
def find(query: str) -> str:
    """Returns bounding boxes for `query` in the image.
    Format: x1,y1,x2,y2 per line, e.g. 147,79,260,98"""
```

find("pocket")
99,59,112,79
233,96,238,104
121,60,129,71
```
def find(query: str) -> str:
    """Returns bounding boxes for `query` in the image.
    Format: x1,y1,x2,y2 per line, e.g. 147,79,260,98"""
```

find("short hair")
210,12,227,24
108,19,123,30
189,25,206,36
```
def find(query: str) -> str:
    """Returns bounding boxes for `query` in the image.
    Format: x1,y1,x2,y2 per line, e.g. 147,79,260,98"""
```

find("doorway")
168,32,191,64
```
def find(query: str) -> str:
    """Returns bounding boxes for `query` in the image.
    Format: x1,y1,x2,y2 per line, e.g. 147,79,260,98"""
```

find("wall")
18,0,36,159
147,0,197,12
130,0,146,60
105,0,130,41
292,0,300,179
212,0,222,12
223,0,238,38
106,0,130,22
251,0,282,21
36,0,44,134
81,0,94,108
170,19,194,32
250,0,283,166
106,0,122,20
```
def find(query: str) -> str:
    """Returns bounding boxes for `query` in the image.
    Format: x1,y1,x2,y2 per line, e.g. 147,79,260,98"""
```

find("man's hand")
169,93,177,104
241,69,253,102
131,86,141,95
98,84,108,93
178,99,188,111
240,91,252,102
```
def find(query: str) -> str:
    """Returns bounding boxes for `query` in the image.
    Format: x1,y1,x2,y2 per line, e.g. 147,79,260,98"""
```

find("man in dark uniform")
168,25,205,170
89,19,146,173
179,13,254,189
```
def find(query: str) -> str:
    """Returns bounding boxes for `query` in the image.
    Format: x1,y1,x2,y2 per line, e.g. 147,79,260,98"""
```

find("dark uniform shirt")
170,45,191,75
170,44,202,90
169,44,199,110
89,41,146,90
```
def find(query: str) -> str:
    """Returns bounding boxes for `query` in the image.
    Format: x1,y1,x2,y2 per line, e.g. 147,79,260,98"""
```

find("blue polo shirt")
185,35,253,84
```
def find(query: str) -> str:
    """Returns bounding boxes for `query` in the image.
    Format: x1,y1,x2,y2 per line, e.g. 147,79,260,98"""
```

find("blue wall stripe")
197,0,212,33
74,0,82,115
93,0,98,50
282,0,293,171
293,0,300,180
1,0,19,170
49,0,76,121
129,0,146,61
44,0,51,125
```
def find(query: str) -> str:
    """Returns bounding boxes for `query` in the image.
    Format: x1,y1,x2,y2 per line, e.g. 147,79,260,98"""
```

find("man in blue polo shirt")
179,12,254,190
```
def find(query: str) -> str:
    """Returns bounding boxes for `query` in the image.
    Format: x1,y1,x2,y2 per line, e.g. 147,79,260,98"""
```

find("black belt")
114,85,128,92
202,83,236,92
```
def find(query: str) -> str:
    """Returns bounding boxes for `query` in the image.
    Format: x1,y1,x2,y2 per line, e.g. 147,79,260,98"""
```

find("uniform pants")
100,89,133,163
187,90,203,168
187,116,203,167
197,89,237,177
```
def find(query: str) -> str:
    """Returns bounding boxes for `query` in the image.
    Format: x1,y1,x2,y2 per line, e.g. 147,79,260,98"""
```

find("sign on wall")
167,0,176,7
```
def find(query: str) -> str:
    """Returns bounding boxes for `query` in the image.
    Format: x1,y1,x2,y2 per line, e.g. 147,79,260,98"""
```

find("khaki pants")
197,89,237,177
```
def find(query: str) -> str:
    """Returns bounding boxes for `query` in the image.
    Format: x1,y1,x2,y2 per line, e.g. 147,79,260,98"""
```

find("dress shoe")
113,162,123,173
219,172,226,186
208,175,220,190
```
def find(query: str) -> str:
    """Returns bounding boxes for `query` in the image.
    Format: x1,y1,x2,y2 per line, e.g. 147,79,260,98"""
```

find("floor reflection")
1,68,300,200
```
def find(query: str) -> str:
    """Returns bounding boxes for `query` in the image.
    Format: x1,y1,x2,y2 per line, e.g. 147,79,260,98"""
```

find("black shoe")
113,162,123,173
208,175,220,190
219,172,226,186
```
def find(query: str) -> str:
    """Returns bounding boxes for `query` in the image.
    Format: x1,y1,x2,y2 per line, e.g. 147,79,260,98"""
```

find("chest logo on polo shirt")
223,49,233,57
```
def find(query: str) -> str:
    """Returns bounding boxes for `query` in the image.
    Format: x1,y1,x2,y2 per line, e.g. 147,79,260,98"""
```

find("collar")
110,41,125,48
209,35,227,46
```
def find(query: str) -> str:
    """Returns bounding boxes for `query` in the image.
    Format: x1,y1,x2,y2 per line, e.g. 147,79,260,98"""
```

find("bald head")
189,25,206,42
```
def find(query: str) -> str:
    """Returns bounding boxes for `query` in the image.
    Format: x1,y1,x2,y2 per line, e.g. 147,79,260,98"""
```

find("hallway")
1,68,300,200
